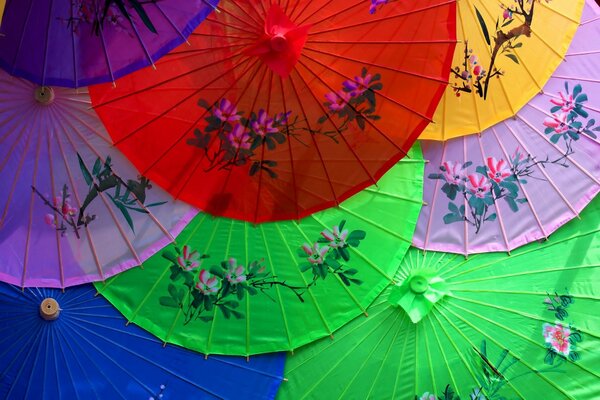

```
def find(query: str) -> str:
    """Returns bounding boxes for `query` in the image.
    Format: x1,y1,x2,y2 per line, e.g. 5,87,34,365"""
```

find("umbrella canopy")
419,0,583,140
278,197,600,400
0,282,285,399
413,0,600,255
89,0,456,223
94,144,425,356
0,0,5,28
0,0,218,87
0,70,197,288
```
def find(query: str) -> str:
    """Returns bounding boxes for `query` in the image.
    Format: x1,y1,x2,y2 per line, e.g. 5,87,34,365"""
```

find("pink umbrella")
0,70,197,288
413,0,600,255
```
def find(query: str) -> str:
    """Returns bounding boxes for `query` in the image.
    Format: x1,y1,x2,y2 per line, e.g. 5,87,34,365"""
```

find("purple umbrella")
413,0,600,255
0,69,197,288
0,0,218,87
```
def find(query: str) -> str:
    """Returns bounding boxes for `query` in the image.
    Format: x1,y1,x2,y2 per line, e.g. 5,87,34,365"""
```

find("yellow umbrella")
0,0,5,28
421,0,583,140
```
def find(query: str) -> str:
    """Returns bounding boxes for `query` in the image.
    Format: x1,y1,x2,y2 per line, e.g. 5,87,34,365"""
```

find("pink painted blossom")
45,214,57,227
543,322,571,356
419,393,436,400
321,225,349,248
325,90,351,112
473,65,482,76
227,124,252,150
511,146,525,164
543,113,570,134
486,157,511,183
251,109,279,137
176,245,201,271
301,242,329,265
225,258,247,284
213,98,241,123
503,9,513,20
466,173,492,198
195,270,221,295
343,74,373,98
550,91,575,113
53,195,77,216
442,161,465,185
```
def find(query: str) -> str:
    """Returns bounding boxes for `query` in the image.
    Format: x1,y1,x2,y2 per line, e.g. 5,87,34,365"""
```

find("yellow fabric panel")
421,0,584,140
0,0,5,28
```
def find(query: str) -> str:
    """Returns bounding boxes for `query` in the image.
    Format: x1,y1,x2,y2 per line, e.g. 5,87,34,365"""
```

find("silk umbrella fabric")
89,0,456,222
0,70,196,288
413,0,600,255
94,144,425,356
0,0,218,87
420,0,583,140
279,197,600,400
0,282,285,399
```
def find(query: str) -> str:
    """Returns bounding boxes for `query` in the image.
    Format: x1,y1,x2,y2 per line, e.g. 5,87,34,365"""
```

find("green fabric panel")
95,144,425,355
279,197,600,399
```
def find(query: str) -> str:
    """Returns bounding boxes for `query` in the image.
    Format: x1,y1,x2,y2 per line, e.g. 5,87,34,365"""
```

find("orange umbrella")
90,0,456,222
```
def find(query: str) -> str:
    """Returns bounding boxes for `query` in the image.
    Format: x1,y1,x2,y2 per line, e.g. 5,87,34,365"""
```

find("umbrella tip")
204,354,209,360
246,356,250,362
40,298,60,321
329,334,334,340
283,378,289,382
363,311,369,317
112,81,117,88
422,201,428,206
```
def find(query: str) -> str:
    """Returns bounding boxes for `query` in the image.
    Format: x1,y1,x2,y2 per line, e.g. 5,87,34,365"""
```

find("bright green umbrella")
95,144,425,356
279,198,600,400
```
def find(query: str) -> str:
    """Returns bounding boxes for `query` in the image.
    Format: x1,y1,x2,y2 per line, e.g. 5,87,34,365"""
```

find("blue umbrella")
0,282,284,399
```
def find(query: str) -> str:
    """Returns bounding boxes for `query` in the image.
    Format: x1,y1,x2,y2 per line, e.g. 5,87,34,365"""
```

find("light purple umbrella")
413,0,600,255
0,70,198,288
0,0,218,87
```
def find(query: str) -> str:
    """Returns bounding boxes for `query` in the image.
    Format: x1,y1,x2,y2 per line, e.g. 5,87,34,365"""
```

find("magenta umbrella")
0,0,217,87
0,70,197,288
413,0,600,255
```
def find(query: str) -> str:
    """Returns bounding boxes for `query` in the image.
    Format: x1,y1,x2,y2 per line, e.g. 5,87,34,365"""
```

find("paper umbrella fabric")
94,144,425,356
278,196,600,400
89,0,456,223
0,70,197,288
420,0,583,140
0,282,285,399
0,0,218,87
413,0,600,254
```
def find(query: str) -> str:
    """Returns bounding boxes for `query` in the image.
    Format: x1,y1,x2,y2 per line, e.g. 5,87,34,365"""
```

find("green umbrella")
95,144,425,356
279,198,600,400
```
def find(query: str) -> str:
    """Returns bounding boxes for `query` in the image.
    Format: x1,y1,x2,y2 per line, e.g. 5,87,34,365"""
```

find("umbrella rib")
391,307,416,398
46,125,65,288
21,111,45,287
365,312,409,399
227,0,263,28
286,70,340,205
206,13,257,35
423,319,438,395
8,0,34,77
421,143,448,251
541,90,600,116
363,187,426,205
462,137,470,256
427,316,463,398
306,39,457,45
52,123,105,281
214,3,261,31
40,0,55,85
260,224,294,350
454,288,600,302
477,131,511,251
451,294,600,341
152,2,188,43
491,124,549,239
92,1,116,85
123,8,156,69
295,55,410,153
308,0,455,35
337,206,412,244
2,324,45,399
336,311,404,400
292,61,380,187
278,74,301,219
244,222,251,356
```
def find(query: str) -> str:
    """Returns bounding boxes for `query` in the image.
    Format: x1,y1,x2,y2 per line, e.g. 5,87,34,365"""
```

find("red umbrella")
90,0,456,222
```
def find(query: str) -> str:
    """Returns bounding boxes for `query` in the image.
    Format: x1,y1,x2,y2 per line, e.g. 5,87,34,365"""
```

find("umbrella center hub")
34,87,55,105
409,275,429,294
270,33,288,52
40,298,60,321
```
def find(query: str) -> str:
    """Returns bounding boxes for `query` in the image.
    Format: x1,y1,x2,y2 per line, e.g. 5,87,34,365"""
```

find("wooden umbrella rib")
227,0,263,28
152,2,188,42
123,7,156,69
46,127,65,289
206,13,257,36
308,0,455,35
422,143,448,251
427,316,463,397
294,0,362,27
9,0,34,76
40,0,55,85
92,1,116,85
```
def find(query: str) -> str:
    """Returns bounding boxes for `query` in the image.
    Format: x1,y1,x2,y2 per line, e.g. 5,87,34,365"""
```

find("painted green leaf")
475,7,491,46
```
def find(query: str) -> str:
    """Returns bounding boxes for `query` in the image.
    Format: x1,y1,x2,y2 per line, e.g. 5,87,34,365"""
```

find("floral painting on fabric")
542,290,583,364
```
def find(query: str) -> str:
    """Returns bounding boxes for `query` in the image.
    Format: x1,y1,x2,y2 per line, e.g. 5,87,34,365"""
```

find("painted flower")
486,157,511,183
274,111,292,124
321,225,349,248
301,242,329,265
251,110,279,137
503,9,513,20
512,146,525,164
369,0,388,14
213,98,241,123
469,54,478,66
442,161,465,185
225,257,247,284
543,322,571,356
543,113,570,134
472,65,482,76
44,214,58,228
53,195,77,216
195,270,221,295
227,124,252,150
343,74,373,97
325,90,351,112
466,173,492,198
177,245,201,271
550,91,575,113
419,392,436,400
